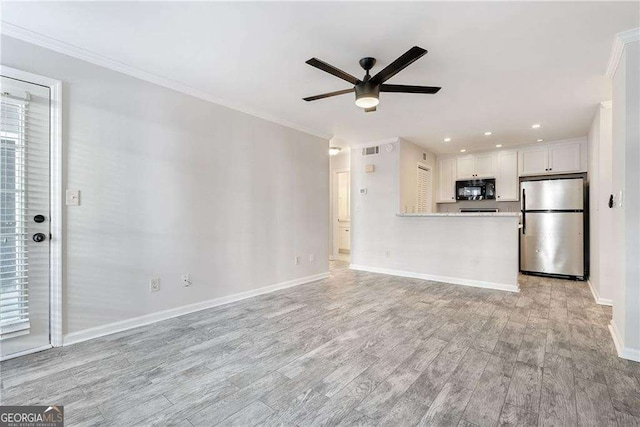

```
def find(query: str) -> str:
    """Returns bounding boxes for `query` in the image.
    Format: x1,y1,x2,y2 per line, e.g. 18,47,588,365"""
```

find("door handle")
608,194,614,208
521,188,526,235
32,233,47,242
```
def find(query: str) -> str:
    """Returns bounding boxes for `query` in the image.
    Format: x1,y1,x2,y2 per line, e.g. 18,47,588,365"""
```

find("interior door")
1,76,51,358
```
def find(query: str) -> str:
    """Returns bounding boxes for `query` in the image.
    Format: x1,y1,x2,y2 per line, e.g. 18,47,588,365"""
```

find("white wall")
2,36,329,335
399,140,437,213
611,39,640,359
587,102,614,304
351,139,519,291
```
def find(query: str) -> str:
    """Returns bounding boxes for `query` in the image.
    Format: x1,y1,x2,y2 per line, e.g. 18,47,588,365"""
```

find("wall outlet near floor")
149,277,160,292
295,256,301,265
181,274,191,287
309,254,315,263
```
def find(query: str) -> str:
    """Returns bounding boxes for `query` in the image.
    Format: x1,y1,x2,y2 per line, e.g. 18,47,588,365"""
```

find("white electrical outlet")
295,256,301,265
309,254,315,262
181,274,191,287
149,277,160,292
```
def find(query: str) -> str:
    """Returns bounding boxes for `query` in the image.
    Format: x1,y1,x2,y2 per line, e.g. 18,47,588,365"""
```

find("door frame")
1,66,63,351
331,168,350,260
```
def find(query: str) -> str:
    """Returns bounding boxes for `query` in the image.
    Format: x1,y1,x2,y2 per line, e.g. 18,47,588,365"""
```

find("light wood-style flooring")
2,262,640,426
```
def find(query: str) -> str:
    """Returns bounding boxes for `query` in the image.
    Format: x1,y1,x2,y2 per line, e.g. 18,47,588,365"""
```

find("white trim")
587,280,613,306
605,28,640,79
609,320,640,363
601,100,612,110
63,272,329,346
349,264,520,293
0,66,64,349
0,23,331,141
0,344,52,362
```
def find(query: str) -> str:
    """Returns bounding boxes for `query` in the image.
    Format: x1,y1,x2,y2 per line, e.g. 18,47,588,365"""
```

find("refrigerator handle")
522,188,526,235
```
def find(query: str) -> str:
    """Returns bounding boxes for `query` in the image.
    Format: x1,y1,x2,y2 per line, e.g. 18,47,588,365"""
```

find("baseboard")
63,272,329,346
587,280,613,306
349,264,519,293
609,320,640,362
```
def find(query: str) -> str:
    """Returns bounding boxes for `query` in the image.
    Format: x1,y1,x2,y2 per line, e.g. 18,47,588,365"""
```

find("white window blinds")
1,91,37,338
417,165,432,213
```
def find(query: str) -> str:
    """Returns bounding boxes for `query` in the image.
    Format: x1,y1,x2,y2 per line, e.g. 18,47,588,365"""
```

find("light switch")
66,189,80,206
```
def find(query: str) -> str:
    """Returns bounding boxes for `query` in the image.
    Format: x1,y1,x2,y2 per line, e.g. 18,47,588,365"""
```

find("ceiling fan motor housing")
355,81,380,102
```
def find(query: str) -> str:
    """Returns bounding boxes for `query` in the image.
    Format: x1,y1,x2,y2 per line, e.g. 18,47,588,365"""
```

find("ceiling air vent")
362,146,380,156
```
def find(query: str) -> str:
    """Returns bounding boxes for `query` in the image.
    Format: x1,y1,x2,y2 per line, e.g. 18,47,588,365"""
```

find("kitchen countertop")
396,212,520,217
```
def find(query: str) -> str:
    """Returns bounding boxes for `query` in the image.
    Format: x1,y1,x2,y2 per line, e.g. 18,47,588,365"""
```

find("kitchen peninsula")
350,139,521,292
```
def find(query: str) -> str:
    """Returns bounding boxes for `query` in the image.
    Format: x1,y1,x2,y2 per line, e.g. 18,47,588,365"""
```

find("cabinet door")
456,156,475,180
520,148,548,176
548,143,581,173
496,151,519,201
437,158,456,203
475,153,496,178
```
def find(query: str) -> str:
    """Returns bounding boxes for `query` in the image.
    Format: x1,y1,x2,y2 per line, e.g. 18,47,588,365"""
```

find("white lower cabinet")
437,157,457,203
496,151,519,201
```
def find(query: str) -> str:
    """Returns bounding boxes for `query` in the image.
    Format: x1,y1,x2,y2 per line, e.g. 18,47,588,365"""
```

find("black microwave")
456,179,496,201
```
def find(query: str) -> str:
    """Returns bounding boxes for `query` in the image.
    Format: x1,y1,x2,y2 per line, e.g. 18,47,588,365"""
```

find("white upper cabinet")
437,157,457,203
456,153,495,179
475,153,496,178
520,147,548,175
519,140,585,176
548,143,581,173
496,151,519,201
456,156,475,180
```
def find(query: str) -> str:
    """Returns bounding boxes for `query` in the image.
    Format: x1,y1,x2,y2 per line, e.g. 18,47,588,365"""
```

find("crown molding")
601,100,612,109
605,27,640,79
0,22,332,140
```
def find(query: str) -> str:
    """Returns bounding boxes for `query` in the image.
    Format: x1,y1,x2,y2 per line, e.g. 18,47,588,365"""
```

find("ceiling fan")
303,46,441,112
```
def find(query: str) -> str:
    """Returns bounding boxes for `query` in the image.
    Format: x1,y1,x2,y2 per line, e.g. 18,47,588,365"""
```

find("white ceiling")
2,1,638,153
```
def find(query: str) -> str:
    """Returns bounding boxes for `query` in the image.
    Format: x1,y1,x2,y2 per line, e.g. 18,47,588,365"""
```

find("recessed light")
460,149,466,153
484,131,492,136
537,139,544,142
532,124,541,129
495,144,502,148
444,137,451,142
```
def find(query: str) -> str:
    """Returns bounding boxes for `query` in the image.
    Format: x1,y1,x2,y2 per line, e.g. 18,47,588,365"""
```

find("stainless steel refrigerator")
520,173,587,280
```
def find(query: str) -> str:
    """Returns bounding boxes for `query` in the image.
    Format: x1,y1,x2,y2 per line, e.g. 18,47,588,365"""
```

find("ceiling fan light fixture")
355,96,379,109
355,81,380,109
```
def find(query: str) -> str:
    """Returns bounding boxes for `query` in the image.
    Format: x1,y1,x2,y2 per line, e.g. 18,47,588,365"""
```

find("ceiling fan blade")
306,58,360,85
365,106,377,113
380,84,441,94
370,46,427,84
303,88,353,102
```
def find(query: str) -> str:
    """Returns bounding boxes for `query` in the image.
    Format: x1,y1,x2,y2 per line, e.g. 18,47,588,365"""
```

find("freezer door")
520,212,584,277
521,178,584,211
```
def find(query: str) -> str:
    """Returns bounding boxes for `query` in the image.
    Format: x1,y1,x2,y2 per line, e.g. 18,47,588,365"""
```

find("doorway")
1,69,62,360
333,170,351,262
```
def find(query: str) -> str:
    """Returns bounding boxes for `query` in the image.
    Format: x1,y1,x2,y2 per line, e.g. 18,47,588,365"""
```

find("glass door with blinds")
1,75,51,358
